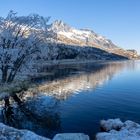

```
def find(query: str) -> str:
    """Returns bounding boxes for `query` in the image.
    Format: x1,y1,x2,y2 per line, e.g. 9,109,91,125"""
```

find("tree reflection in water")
1,93,61,138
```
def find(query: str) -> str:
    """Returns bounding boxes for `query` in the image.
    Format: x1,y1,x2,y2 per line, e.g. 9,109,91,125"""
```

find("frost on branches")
0,11,49,83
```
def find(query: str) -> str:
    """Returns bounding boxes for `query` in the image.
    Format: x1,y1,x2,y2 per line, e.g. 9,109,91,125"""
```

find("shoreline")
0,118,140,140
35,59,133,67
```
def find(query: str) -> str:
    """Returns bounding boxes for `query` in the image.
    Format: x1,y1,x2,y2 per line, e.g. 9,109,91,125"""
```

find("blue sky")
0,0,140,53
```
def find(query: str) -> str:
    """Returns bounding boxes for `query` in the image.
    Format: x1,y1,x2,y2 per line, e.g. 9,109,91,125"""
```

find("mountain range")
46,20,139,60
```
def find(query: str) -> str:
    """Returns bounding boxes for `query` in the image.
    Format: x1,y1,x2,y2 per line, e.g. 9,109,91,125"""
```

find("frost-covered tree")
0,11,49,83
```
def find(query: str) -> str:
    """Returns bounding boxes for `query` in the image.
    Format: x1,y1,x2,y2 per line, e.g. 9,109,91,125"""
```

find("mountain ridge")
47,20,139,59
49,20,118,49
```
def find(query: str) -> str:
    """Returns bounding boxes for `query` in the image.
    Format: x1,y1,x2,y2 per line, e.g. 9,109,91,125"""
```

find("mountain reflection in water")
0,60,138,139
37,61,132,99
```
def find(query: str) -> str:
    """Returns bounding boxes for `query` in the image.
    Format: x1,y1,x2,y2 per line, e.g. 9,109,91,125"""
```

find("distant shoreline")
35,59,132,67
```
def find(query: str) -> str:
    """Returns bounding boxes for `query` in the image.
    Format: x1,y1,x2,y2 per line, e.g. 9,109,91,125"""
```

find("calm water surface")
0,60,140,139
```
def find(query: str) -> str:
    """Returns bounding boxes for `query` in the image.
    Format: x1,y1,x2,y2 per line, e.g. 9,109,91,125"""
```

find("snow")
0,122,50,140
100,118,123,131
0,122,89,140
58,28,95,42
53,133,89,140
58,30,87,41
96,118,140,140
58,31,75,40
72,29,91,37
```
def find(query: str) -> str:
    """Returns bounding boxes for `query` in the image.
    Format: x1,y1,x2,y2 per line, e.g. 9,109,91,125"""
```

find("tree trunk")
7,55,25,83
1,67,8,83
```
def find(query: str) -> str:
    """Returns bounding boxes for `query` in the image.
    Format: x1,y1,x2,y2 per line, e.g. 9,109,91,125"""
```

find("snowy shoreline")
96,118,140,140
0,118,140,140
0,122,89,140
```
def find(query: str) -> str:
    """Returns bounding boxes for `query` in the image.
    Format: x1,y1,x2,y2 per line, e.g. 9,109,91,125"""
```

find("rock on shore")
96,118,140,140
53,133,89,140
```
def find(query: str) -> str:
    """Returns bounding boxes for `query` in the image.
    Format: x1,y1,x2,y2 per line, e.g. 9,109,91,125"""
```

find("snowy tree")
0,11,49,83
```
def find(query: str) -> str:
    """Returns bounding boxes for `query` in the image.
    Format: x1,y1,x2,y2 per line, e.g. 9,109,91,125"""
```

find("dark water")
0,60,140,139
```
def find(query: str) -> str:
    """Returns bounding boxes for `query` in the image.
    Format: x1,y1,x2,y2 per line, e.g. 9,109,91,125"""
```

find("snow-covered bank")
0,122,49,140
0,122,89,140
1,116,140,140
96,118,140,140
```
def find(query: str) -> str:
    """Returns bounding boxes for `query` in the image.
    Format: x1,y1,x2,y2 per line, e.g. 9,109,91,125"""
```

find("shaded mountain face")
47,20,139,59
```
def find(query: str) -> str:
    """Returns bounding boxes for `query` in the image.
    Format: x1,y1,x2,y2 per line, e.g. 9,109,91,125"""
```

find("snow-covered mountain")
49,20,118,49
47,20,139,59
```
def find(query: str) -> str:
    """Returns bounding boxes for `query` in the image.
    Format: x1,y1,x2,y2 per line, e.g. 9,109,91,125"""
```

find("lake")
0,60,140,139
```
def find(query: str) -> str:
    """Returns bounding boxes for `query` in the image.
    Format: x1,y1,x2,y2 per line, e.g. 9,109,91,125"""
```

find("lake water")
0,60,140,139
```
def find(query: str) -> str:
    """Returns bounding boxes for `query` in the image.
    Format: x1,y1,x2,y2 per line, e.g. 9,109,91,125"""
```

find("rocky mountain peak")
51,20,72,32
